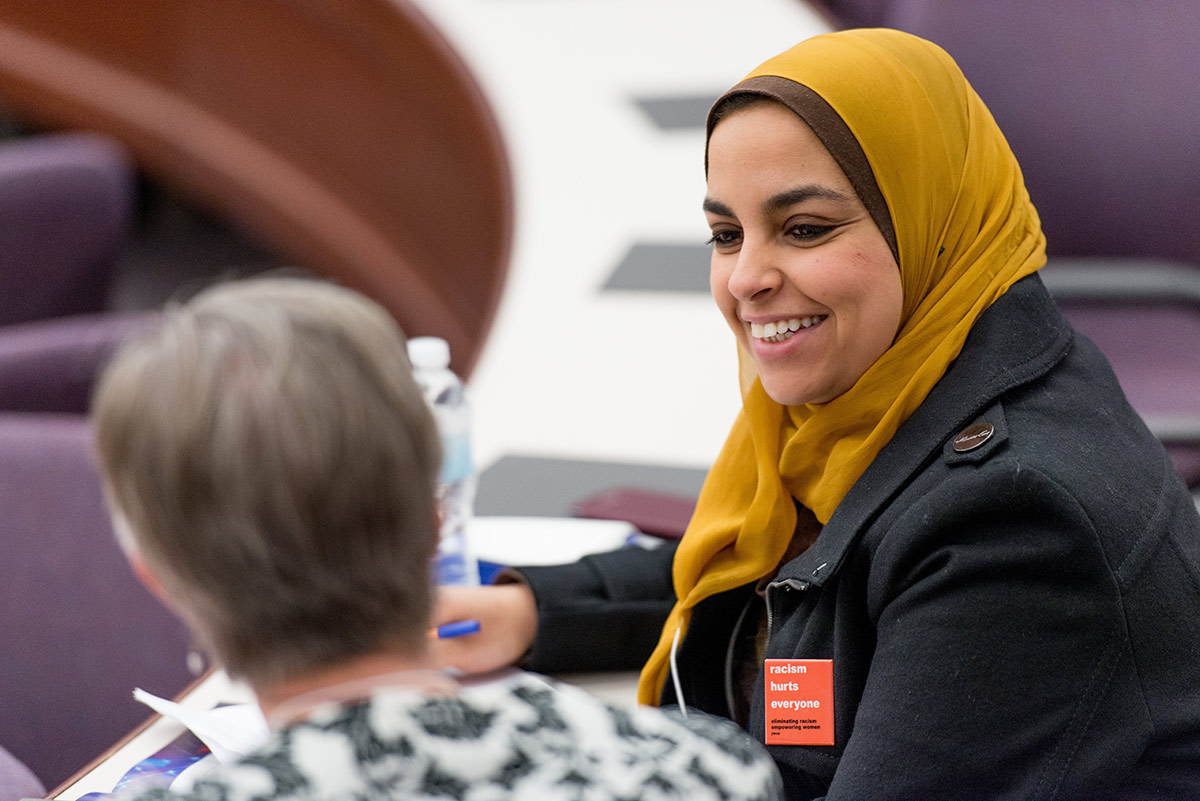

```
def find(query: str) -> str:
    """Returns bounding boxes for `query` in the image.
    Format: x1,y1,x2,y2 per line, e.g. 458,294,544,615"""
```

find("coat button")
952,421,995,452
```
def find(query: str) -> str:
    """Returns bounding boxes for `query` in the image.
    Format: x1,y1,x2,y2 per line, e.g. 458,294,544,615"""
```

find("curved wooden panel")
0,0,513,377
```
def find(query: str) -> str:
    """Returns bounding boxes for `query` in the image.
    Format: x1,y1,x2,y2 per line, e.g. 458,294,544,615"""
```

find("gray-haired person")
92,276,781,801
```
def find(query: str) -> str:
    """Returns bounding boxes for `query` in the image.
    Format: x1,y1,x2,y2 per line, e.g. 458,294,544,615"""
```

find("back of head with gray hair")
92,276,441,687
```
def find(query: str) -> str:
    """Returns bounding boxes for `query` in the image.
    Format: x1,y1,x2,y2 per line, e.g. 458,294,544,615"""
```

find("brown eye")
707,229,742,250
788,223,834,242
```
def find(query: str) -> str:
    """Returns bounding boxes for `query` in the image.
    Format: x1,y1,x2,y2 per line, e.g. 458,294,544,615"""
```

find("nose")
724,239,782,303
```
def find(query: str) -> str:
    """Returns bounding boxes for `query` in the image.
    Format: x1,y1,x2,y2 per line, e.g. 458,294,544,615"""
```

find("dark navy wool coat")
519,275,1200,800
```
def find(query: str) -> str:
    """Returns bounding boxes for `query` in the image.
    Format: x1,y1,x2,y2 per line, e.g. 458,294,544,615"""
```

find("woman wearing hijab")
434,29,1200,799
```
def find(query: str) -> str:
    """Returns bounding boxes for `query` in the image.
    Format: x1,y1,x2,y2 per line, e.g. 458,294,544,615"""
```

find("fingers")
429,584,538,675
430,585,482,628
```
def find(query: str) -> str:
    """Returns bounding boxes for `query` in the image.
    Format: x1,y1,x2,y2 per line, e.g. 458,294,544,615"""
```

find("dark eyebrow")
702,197,733,217
763,185,855,215
703,185,856,219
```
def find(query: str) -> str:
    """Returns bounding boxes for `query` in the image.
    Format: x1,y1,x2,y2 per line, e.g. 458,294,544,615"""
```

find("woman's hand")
429,582,538,675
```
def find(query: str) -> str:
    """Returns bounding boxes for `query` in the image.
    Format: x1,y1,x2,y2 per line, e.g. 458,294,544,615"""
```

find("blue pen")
432,619,482,639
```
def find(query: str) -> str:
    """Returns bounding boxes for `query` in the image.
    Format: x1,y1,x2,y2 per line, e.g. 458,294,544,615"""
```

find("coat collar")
775,274,1074,587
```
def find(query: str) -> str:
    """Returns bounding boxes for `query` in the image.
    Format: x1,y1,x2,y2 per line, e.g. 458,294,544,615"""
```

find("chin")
762,384,818,406
760,375,841,406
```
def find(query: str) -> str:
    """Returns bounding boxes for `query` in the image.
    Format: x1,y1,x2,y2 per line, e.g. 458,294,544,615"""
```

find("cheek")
845,252,903,353
820,245,902,355
862,246,904,332
799,250,875,312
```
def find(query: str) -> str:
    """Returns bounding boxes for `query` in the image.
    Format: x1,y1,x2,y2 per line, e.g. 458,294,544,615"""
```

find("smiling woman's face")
705,101,903,406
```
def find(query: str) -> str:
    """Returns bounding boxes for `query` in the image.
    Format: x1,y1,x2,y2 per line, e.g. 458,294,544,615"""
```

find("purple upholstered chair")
0,414,193,789
803,0,887,27
884,1,1200,266
0,311,161,415
0,130,153,417
0,131,135,326
0,744,42,801
838,0,1200,485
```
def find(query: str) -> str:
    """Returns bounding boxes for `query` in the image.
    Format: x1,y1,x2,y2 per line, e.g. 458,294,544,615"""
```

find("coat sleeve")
815,463,1150,801
510,543,678,674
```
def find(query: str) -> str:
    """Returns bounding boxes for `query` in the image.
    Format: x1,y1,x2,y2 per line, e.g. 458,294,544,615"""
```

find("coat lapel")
777,274,1074,586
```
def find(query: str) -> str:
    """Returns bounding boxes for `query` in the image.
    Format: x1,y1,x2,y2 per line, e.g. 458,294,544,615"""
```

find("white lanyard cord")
669,625,687,719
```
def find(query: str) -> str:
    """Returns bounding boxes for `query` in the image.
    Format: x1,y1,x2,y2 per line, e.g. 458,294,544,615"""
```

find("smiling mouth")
750,316,826,343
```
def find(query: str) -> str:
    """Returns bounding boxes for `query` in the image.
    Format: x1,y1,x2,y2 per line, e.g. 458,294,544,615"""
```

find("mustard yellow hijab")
639,29,1047,704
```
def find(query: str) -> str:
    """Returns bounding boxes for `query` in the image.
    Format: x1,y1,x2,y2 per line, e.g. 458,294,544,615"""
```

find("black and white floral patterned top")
123,671,781,801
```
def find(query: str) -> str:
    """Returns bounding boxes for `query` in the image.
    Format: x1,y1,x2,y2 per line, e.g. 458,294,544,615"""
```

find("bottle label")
439,428,472,484
433,548,479,586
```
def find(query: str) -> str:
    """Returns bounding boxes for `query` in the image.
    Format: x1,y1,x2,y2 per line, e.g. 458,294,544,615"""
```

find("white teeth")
749,315,826,342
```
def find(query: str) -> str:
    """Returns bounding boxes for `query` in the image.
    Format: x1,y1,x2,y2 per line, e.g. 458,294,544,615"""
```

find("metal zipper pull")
765,578,810,643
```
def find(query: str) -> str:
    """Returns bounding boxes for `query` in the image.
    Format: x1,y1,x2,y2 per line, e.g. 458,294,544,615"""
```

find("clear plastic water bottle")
406,336,480,586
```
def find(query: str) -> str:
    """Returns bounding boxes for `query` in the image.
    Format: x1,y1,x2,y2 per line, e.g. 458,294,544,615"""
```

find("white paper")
132,688,270,764
468,515,638,566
